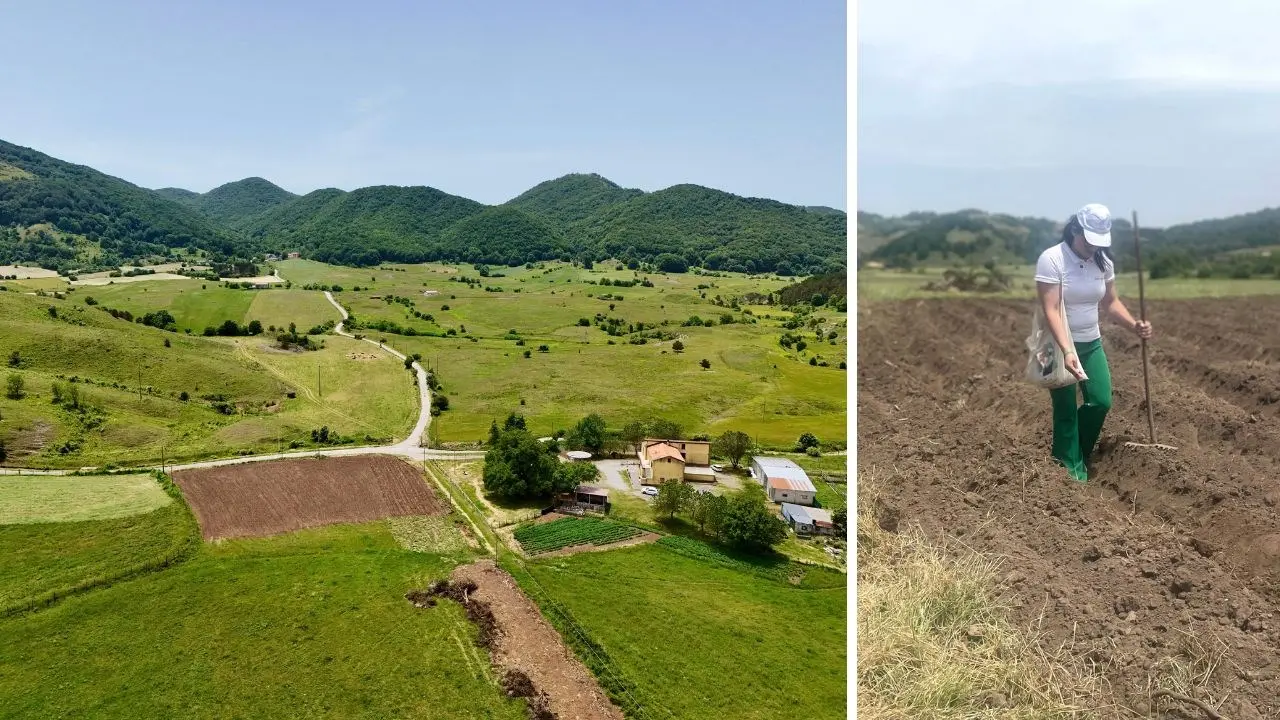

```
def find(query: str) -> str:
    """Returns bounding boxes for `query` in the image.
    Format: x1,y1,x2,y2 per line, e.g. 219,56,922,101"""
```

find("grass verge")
856,483,1104,718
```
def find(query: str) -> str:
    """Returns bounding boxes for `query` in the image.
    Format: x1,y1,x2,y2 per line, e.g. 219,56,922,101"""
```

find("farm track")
0,290,481,475
859,296,1280,717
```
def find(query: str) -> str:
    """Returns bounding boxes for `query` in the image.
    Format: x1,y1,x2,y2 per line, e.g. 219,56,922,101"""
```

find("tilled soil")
859,297,1280,719
173,455,444,540
449,559,625,720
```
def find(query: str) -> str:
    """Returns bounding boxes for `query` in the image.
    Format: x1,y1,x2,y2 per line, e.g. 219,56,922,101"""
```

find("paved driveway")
594,459,639,491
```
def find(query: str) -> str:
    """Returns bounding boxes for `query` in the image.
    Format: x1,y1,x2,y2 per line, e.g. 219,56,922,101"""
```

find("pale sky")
0,0,846,210
857,0,1280,226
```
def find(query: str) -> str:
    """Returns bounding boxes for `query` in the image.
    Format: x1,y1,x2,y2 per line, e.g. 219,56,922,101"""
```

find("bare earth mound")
450,559,624,720
174,455,443,540
859,298,1280,718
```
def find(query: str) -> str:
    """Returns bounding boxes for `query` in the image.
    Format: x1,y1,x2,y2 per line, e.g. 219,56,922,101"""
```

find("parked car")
641,486,658,496
710,464,724,472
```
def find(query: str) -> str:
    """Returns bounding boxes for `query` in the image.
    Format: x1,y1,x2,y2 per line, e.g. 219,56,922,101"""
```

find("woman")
1034,203,1153,482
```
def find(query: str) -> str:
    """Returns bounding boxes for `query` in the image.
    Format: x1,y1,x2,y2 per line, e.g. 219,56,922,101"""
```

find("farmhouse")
637,438,714,483
781,502,834,535
751,456,817,505
287,251,300,259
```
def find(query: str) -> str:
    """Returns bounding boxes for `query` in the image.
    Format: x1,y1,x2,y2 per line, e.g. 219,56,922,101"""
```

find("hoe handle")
1133,211,1156,444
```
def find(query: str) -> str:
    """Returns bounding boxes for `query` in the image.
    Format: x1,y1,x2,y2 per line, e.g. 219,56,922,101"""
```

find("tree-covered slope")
0,140,248,269
241,185,486,266
504,173,644,225
189,177,297,228
570,184,847,275
435,206,571,265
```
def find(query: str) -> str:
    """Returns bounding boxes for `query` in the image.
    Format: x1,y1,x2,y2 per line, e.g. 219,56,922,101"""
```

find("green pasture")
0,512,527,718
82,281,335,333
523,542,847,720
397,321,845,448
0,473,171,524
0,291,416,467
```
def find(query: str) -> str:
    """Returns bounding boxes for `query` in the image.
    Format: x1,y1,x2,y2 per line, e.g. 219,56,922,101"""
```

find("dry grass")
856,482,1106,719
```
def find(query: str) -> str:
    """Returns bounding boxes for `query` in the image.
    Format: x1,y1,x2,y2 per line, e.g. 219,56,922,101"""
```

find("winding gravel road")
0,290,482,475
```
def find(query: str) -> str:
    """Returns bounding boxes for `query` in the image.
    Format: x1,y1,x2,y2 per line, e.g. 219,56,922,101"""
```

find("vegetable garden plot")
513,517,642,555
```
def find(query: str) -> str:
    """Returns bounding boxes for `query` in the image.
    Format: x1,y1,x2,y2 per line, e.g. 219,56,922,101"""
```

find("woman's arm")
1036,280,1085,378
1101,280,1152,337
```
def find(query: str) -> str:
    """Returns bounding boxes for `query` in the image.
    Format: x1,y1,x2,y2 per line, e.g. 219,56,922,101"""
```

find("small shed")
781,503,834,535
572,484,609,512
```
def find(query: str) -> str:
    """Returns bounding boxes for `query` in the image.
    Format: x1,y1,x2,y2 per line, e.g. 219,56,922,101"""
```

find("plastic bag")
1024,293,1082,389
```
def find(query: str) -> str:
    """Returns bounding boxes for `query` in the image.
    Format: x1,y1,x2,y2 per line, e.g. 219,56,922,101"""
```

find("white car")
641,486,658,496
710,464,725,472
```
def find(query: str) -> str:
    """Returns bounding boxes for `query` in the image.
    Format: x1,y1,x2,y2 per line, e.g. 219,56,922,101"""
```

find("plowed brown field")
859,297,1280,718
174,455,444,540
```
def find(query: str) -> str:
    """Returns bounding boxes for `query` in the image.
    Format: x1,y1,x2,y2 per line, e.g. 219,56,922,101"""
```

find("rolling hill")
0,140,248,271
157,177,297,229
504,172,645,226
568,183,847,275
1,137,849,275
239,185,487,266
857,204,1280,280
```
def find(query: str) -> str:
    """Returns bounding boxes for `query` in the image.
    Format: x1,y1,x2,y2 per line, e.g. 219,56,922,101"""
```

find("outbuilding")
781,503,834,535
751,456,817,505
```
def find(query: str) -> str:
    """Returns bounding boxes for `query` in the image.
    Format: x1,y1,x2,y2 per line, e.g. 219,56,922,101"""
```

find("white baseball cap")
1076,203,1112,248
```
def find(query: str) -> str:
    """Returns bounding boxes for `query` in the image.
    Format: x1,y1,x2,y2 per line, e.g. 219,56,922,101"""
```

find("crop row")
514,517,641,554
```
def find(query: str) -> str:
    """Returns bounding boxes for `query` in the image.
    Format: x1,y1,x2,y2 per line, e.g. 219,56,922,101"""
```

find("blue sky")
0,0,847,208
858,0,1280,226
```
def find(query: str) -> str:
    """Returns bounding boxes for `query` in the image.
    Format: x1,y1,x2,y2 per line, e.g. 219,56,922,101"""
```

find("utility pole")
317,363,322,399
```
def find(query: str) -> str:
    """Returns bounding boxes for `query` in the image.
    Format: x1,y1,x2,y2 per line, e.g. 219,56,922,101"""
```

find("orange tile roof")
646,443,685,462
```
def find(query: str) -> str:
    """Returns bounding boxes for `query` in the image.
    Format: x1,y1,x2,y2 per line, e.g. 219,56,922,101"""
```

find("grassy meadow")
82,280,335,334
283,259,847,449
0,501,529,719
0,473,171,524
0,291,415,468
522,543,847,720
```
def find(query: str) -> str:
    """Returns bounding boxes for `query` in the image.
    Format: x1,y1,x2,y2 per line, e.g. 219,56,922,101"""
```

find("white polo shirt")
1034,242,1114,343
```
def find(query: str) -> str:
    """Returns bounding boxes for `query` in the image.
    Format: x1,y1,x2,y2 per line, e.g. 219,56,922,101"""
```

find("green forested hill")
0,140,248,270
569,184,847,275
436,206,571,265
504,173,644,225
180,177,298,228
1,136,850,275
240,185,487,266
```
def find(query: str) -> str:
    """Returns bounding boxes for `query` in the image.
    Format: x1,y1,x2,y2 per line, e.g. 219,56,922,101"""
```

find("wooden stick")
1151,689,1227,720
1133,211,1158,444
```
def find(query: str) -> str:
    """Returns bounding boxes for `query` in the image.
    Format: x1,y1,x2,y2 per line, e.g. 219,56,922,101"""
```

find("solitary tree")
5,373,23,400
671,340,684,353
714,430,752,468
700,359,711,370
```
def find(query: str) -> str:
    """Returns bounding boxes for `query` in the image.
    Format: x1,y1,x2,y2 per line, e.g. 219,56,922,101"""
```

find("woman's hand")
1134,320,1153,339
1065,350,1086,380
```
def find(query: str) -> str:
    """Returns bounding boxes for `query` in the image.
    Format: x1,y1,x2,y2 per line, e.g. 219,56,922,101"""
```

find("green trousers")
1048,339,1112,482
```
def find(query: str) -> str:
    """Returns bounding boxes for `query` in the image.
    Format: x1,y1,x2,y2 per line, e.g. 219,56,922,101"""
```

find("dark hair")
1063,215,1112,274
